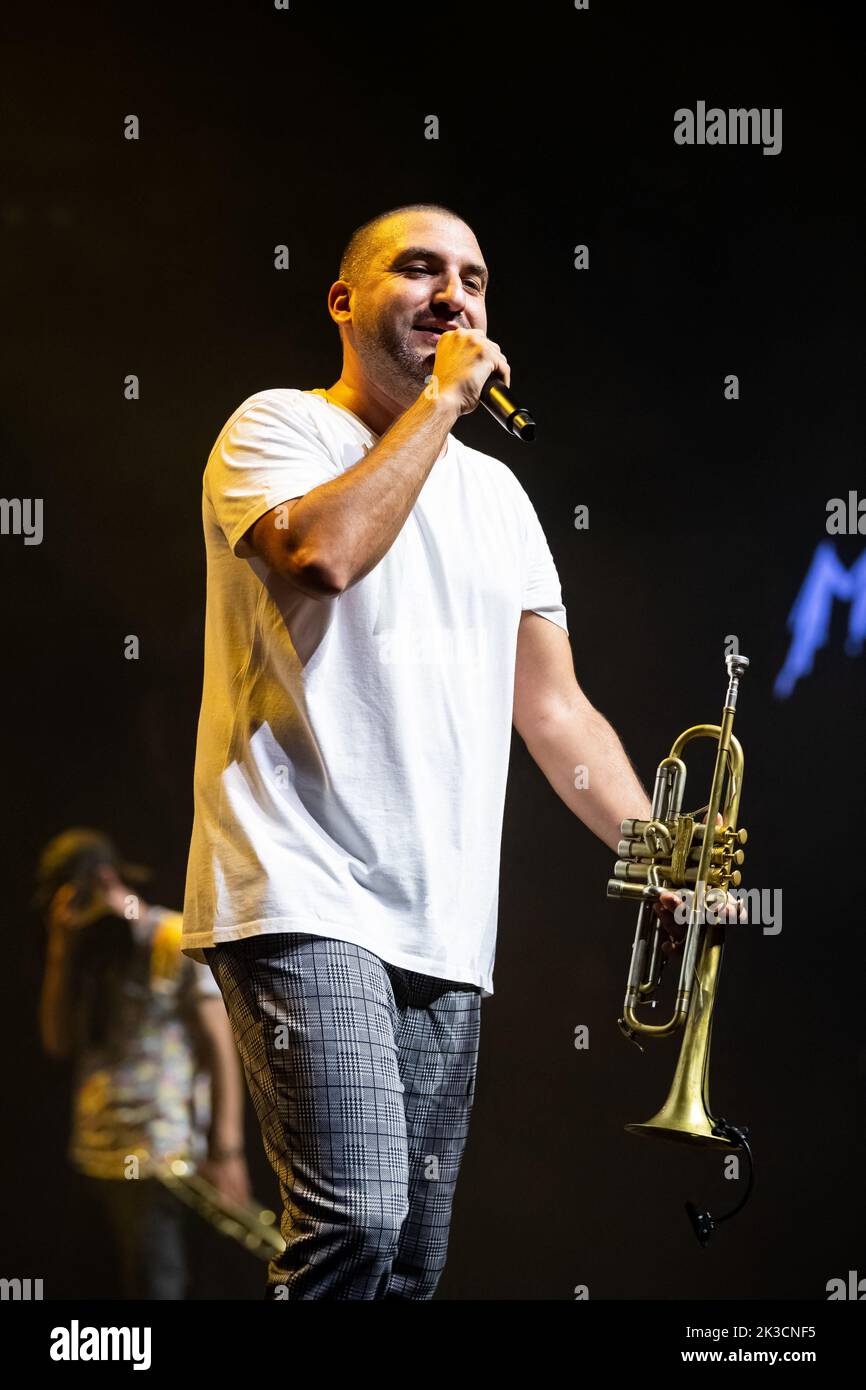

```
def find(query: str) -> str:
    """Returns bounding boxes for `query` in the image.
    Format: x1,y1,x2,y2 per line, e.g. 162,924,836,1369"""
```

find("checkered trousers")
203,932,482,1299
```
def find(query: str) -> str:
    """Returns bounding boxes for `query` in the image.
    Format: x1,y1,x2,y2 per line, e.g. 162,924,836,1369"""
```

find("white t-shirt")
181,387,569,997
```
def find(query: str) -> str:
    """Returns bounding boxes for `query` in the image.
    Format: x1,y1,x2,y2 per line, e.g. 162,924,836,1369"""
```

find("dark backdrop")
1,1,863,1299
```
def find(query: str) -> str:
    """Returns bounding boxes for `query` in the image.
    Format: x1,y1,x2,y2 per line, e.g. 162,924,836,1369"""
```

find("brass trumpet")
606,652,752,1183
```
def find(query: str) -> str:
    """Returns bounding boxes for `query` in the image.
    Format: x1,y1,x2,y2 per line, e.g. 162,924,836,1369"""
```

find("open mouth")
413,328,445,340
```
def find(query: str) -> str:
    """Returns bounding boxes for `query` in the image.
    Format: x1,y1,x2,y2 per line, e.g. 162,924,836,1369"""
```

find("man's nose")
431,274,468,312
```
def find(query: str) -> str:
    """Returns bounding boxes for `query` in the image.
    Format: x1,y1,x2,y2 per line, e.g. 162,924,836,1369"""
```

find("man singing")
181,202,687,1299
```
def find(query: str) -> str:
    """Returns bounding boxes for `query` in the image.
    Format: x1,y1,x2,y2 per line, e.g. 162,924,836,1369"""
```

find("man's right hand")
430,327,511,416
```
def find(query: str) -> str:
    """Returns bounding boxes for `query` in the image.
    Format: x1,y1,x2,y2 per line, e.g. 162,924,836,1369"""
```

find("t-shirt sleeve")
205,393,339,559
517,484,569,634
145,909,223,1001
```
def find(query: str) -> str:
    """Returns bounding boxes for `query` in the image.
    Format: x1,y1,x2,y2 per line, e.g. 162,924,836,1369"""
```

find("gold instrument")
606,652,753,1240
154,1157,286,1263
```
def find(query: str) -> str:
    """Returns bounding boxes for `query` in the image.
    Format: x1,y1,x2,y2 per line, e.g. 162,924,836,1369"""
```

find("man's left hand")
652,812,747,958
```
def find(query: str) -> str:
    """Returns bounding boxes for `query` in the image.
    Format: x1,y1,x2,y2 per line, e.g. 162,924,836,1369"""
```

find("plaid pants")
203,932,482,1300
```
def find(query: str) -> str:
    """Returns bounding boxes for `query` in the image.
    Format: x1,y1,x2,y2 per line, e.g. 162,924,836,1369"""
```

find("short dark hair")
338,203,474,287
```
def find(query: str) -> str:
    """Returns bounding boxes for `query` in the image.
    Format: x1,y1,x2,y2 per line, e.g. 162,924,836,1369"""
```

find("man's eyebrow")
391,247,488,286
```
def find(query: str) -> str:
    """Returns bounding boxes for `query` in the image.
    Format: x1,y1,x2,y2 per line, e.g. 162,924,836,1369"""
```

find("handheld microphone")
480,374,536,441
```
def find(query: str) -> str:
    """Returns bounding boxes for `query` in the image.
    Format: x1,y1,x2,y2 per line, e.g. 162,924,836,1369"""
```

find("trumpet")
606,652,754,1240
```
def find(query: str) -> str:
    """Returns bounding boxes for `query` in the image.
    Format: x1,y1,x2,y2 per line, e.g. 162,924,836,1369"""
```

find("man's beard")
355,314,433,403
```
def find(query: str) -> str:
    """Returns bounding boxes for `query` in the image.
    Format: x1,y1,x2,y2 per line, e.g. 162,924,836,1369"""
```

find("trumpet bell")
625,1109,739,1149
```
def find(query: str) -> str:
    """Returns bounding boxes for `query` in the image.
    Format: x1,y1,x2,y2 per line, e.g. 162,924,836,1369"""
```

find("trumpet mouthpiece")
726,654,750,679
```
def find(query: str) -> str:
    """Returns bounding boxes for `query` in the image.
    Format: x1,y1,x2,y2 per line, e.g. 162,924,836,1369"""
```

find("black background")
1,1,863,1299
